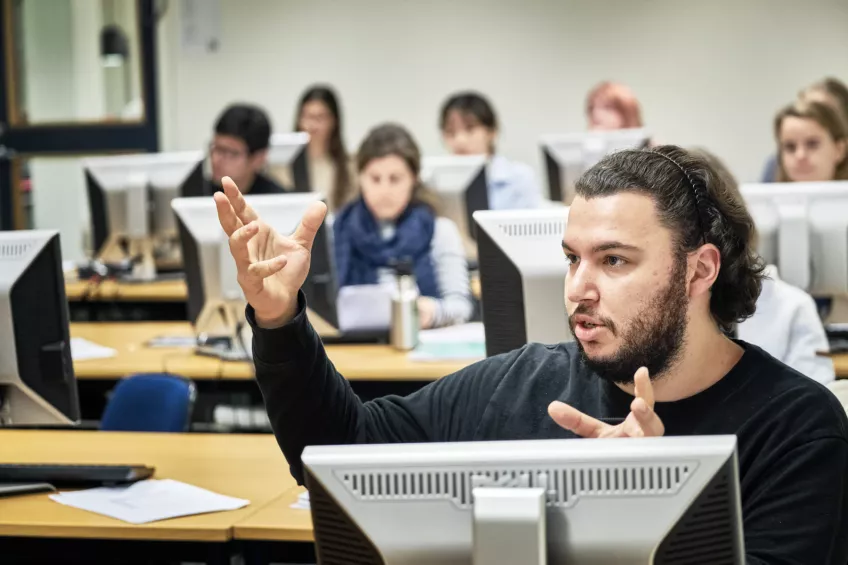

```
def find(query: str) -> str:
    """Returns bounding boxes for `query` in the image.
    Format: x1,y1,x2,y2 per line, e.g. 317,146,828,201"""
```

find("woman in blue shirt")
334,124,473,329
439,92,541,210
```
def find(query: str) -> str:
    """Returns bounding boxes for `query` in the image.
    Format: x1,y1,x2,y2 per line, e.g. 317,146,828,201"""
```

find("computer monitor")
541,129,650,203
268,132,311,193
0,230,80,426
421,155,489,253
474,208,571,357
172,192,337,349
83,151,204,278
741,181,848,295
303,435,744,564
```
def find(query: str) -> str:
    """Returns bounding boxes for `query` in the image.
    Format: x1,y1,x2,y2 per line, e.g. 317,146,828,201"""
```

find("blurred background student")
209,104,284,195
585,81,644,131
440,92,541,209
774,100,848,183
695,149,834,385
277,85,355,211
762,77,848,182
334,124,473,329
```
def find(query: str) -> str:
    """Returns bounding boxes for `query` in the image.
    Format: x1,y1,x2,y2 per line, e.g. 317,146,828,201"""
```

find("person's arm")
785,293,835,385
743,437,848,564
251,291,510,484
492,160,542,210
428,218,473,328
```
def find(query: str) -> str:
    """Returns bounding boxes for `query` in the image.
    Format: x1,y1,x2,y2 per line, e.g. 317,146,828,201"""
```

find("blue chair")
100,374,196,432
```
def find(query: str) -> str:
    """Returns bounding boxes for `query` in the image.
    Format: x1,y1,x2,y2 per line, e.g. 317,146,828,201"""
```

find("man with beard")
214,146,848,564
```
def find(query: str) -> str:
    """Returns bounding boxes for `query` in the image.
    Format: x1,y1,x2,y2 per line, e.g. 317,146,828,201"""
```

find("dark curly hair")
574,145,765,333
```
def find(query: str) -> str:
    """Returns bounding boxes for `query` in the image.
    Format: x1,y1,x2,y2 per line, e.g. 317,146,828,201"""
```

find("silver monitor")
0,230,79,426
474,208,571,357
421,155,489,254
541,129,650,203
268,132,311,193
83,151,204,278
171,193,328,353
741,181,848,295
303,435,744,565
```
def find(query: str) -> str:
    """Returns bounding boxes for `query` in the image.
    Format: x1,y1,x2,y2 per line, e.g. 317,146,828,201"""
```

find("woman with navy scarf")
334,124,473,329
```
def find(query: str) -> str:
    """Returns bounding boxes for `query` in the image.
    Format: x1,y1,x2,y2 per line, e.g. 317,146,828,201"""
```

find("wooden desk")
234,487,313,543
71,322,221,380
72,321,476,383
221,344,476,381
66,278,188,302
832,353,848,379
0,431,293,543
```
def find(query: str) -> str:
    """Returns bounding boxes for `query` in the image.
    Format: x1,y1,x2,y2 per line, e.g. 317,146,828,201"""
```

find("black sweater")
251,292,848,564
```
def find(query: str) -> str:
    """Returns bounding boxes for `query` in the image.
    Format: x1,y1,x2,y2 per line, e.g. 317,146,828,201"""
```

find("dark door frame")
0,0,161,229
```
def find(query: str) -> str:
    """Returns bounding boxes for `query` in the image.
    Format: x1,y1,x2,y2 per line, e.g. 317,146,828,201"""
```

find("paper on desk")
337,284,392,332
49,479,249,524
291,490,310,510
70,337,118,361
409,322,487,361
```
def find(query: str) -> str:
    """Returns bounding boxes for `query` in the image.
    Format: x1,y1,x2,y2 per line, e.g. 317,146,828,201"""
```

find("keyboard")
0,464,155,488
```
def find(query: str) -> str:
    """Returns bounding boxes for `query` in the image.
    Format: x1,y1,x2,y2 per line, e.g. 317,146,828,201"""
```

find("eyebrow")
561,241,642,254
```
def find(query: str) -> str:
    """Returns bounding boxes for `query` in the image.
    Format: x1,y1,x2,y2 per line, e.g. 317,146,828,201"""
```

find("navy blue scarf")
334,199,440,298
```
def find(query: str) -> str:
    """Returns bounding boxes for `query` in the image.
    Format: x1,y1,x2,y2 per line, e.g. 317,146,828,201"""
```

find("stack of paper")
290,490,310,510
409,322,487,361
69,338,118,361
49,479,250,524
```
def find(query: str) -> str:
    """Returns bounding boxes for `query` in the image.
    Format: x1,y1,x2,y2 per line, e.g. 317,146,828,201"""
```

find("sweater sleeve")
785,291,835,385
429,217,473,328
743,437,848,564
250,291,505,485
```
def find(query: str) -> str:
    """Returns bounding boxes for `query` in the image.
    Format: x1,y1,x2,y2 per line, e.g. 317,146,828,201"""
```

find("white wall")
156,0,848,185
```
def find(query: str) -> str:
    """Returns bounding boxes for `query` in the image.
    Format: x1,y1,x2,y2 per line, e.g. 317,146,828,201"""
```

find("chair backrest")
827,380,848,415
100,373,196,432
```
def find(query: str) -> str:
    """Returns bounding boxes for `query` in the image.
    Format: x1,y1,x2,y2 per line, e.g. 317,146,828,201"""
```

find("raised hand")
548,367,664,438
213,176,327,328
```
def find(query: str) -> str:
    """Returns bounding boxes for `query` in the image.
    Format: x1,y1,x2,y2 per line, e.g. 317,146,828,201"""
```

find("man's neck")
616,321,744,402
238,172,257,194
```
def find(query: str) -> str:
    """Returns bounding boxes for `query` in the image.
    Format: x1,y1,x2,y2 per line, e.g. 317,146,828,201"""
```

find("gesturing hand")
213,176,327,328
548,367,665,438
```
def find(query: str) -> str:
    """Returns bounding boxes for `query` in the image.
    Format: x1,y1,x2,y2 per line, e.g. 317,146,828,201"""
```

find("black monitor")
0,230,79,426
268,132,312,193
83,152,204,272
541,129,650,202
474,208,570,357
422,155,490,245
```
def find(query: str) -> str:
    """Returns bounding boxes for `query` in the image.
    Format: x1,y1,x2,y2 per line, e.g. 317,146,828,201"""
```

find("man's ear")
688,244,721,298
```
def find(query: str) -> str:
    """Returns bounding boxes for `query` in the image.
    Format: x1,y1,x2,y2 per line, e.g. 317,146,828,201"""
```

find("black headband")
652,151,708,245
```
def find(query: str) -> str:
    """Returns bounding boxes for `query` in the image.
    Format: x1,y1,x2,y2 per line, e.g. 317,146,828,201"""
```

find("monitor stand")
97,234,157,282
472,487,547,565
194,299,250,361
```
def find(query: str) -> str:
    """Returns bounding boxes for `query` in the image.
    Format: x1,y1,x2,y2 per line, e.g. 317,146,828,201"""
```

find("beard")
569,256,689,385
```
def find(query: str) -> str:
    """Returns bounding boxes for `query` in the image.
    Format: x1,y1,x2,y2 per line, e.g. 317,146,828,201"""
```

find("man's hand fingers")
247,255,288,279
628,397,665,437
222,176,259,225
633,367,654,410
229,221,258,271
291,201,328,252
214,192,243,237
548,401,610,438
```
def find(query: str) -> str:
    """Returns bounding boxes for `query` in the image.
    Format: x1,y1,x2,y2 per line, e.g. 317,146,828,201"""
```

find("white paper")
70,337,117,361
49,479,249,524
180,0,222,54
336,285,392,332
290,490,310,510
417,322,485,344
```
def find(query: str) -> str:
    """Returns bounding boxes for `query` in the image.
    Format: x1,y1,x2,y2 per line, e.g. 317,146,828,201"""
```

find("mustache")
568,304,617,336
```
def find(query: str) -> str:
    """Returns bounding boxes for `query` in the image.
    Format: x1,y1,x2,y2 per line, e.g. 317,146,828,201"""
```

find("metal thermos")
390,259,419,351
